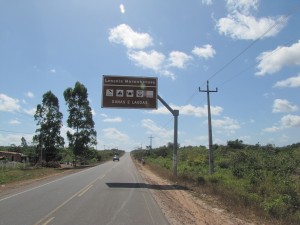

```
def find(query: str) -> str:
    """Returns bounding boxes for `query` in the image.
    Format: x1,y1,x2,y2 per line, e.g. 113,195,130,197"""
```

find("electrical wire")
207,7,294,83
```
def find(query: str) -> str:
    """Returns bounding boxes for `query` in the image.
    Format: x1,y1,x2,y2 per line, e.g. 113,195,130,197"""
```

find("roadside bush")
35,160,60,168
90,158,98,164
46,161,61,168
35,160,47,168
263,195,293,218
218,160,230,169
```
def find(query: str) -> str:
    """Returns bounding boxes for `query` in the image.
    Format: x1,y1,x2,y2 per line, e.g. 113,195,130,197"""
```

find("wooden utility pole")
199,80,218,175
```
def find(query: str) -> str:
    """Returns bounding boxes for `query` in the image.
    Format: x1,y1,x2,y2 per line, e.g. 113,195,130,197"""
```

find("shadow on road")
106,182,187,191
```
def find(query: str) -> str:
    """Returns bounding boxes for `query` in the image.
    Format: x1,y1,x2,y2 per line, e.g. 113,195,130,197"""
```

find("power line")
183,2,300,106
207,6,296,83
216,35,299,88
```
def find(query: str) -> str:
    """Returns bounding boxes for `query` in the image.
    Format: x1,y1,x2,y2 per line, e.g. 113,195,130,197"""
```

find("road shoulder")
134,161,255,225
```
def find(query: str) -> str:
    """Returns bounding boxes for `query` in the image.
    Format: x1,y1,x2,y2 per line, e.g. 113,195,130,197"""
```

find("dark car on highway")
113,155,119,161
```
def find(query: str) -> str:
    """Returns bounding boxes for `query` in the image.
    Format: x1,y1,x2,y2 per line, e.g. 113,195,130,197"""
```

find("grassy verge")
0,167,65,185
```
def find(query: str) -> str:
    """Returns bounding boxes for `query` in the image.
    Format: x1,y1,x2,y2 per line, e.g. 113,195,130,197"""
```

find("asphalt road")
0,153,169,225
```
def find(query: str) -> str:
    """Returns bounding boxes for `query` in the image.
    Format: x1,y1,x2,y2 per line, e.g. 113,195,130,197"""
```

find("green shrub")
90,158,98,164
218,160,230,169
263,195,293,218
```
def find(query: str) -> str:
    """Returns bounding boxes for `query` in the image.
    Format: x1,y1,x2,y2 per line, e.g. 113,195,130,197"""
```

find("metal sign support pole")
157,95,179,177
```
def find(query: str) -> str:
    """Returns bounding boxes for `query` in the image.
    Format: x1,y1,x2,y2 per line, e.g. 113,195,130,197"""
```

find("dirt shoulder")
135,161,256,225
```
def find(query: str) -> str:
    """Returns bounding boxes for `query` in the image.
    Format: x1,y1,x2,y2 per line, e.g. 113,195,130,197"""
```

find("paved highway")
0,153,169,225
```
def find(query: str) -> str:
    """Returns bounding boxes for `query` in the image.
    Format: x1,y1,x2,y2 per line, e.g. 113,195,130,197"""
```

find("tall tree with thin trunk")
64,82,97,165
33,91,64,162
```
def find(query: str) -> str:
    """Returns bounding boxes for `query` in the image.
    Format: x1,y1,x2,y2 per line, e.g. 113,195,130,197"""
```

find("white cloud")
192,45,216,59
263,126,281,133
103,116,123,123
61,125,75,135
217,0,286,40
108,24,194,80
120,4,125,14
128,50,165,71
273,99,298,113
217,13,285,40
141,119,173,143
108,24,153,49
159,70,176,80
263,114,300,132
274,74,300,88
226,0,259,15
23,108,36,116
150,104,223,117
9,119,21,125
212,116,240,132
202,0,213,5
128,50,193,80
0,94,21,112
50,68,56,73
256,40,300,76
91,109,96,116
26,91,34,98
280,114,300,128
102,128,129,142
0,133,33,146
168,51,193,68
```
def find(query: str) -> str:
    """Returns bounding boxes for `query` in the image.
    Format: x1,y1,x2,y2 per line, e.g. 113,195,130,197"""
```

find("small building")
0,151,28,162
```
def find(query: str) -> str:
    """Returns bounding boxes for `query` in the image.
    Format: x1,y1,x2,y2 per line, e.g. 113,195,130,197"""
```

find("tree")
33,91,64,162
21,137,28,148
64,82,97,165
227,139,244,149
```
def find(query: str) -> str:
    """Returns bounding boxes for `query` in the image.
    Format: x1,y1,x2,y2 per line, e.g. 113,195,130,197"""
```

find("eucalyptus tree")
64,82,97,165
33,91,64,162
21,137,28,148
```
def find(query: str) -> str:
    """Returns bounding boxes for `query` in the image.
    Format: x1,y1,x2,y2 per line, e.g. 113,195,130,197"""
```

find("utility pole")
148,135,154,150
199,80,218,175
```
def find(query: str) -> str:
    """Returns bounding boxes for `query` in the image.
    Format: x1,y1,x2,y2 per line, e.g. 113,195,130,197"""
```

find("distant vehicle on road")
113,155,119,161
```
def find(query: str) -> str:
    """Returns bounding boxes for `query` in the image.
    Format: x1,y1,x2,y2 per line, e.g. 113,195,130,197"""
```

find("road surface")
0,153,169,225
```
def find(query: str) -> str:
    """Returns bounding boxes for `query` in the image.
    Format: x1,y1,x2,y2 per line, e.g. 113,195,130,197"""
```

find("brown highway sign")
101,75,158,109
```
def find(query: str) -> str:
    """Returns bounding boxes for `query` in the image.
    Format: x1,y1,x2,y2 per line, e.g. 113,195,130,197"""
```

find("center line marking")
34,173,107,225
42,217,55,225
78,185,93,197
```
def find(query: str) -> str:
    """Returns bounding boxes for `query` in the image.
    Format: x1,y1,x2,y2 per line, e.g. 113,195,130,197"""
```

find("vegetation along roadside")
131,141,300,225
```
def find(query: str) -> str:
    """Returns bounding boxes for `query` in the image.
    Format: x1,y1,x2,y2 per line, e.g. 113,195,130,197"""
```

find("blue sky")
1,0,300,151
